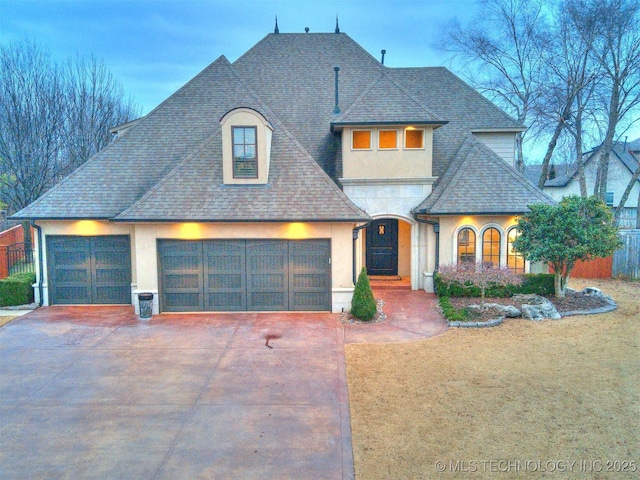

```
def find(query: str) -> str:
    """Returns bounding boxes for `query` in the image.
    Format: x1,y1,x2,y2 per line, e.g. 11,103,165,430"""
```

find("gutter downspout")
413,213,440,271
30,220,44,307
352,222,370,285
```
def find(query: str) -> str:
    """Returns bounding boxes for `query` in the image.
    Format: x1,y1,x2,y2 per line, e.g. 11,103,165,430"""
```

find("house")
13,26,554,314
525,139,640,229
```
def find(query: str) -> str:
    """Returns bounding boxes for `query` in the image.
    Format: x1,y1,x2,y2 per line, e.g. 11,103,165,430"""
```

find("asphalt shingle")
414,135,555,215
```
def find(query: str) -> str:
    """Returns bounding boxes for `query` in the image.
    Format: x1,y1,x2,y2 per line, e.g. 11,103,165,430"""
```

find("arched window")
457,228,476,263
507,227,525,273
482,227,501,267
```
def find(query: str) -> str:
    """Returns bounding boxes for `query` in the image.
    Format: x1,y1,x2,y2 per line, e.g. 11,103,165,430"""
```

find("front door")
366,219,398,276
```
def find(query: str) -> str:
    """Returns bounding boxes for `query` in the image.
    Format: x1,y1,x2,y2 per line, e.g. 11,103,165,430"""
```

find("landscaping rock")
582,287,614,303
514,294,561,321
468,303,521,318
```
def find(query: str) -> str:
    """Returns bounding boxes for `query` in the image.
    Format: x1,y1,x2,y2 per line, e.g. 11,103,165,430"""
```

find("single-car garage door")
47,235,132,305
158,239,331,312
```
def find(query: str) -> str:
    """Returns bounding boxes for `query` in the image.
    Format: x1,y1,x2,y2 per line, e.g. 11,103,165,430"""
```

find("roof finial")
274,16,279,34
335,15,340,33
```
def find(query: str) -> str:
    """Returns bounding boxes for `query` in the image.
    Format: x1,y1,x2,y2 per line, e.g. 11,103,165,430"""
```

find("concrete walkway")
0,289,446,479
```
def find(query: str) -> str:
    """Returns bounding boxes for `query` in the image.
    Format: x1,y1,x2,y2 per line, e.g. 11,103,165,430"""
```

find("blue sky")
1,0,479,114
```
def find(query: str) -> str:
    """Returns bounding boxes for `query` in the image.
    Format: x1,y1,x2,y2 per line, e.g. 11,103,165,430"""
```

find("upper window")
457,228,476,264
507,227,525,273
482,227,501,267
232,126,257,178
605,191,614,207
405,128,424,149
352,130,372,150
379,130,398,149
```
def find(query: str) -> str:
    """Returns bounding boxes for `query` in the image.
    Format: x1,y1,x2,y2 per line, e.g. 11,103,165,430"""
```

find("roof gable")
415,136,555,215
332,73,444,127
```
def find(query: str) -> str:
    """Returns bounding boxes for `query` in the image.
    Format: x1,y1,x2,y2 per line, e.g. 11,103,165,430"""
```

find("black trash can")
138,293,154,319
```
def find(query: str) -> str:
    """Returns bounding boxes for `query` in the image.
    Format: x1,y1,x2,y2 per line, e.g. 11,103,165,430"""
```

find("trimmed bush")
438,296,470,322
434,272,554,298
0,272,35,307
351,267,377,321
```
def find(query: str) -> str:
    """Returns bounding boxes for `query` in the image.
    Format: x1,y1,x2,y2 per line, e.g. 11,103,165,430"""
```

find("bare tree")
533,3,602,189
61,55,139,176
437,0,547,171
0,41,66,212
0,40,139,215
569,0,640,200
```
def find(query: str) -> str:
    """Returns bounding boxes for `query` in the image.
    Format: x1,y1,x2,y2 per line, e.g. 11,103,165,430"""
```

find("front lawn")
345,279,640,479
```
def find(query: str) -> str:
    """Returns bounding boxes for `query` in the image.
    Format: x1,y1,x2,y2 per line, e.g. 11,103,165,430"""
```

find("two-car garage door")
158,239,331,312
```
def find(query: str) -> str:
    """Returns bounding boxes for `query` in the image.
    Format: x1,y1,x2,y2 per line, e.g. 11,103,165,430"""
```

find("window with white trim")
405,128,424,149
507,227,525,273
457,228,476,264
352,130,372,150
482,227,501,267
232,126,257,179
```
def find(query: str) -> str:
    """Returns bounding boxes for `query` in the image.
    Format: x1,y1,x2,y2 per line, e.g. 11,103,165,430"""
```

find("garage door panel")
204,240,246,311
246,241,287,311
47,236,131,305
289,240,330,311
159,240,204,311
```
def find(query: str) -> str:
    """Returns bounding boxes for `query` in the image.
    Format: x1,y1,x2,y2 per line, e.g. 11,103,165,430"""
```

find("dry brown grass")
0,316,17,328
346,279,640,479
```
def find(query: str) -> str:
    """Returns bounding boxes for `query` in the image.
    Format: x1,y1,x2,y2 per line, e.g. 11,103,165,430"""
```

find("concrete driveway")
0,306,353,480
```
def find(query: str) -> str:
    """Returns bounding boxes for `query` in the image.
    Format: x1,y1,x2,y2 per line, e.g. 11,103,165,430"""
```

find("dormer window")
405,128,424,149
220,108,273,185
352,130,371,150
232,127,257,178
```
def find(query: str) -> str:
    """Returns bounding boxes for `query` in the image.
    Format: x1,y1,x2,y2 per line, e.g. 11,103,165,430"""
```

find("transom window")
232,126,257,178
482,228,501,267
352,130,371,150
379,130,397,149
457,228,476,263
405,128,424,149
507,227,525,273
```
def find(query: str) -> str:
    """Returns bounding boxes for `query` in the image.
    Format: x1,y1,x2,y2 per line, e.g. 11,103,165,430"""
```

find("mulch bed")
448,290,613,323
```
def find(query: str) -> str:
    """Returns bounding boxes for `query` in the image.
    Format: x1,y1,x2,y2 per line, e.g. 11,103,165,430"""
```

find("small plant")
437,263,523,310
438,296,471,322
351,267,377,321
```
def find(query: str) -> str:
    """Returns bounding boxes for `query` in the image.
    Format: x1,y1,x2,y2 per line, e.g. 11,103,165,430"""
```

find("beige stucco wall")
35,220,357,313
341,126,433,179
220,108,273,185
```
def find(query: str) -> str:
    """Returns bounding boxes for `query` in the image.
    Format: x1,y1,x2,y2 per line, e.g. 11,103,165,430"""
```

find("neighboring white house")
525,139,640,228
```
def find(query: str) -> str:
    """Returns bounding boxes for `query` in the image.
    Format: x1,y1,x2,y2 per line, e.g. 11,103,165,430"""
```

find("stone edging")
447,301,618,328
447,317,505,328
557,302,618,317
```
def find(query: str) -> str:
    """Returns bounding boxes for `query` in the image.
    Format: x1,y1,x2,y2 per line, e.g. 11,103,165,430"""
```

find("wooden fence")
568,256,613,279
613,230,640,280
548,230,639,280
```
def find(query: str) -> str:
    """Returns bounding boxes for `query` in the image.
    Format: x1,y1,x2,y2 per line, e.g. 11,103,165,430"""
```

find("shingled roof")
14,55,368,222
414,136,555,215
331,73,445,127
14,31,531,222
